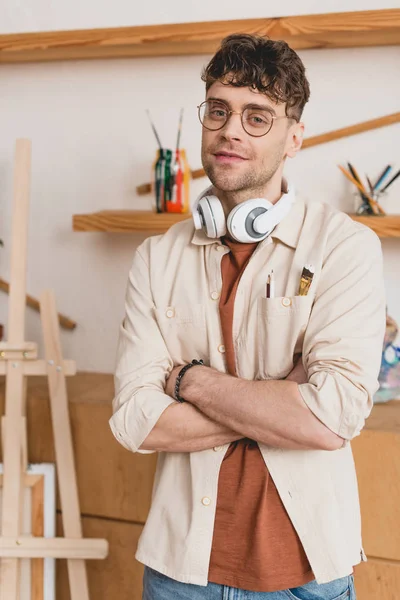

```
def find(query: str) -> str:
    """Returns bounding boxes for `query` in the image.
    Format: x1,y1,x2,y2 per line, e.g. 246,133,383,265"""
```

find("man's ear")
286,122,304,159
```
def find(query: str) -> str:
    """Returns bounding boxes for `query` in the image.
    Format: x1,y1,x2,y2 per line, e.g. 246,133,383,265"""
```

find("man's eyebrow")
207,97,277,115
246,102,277,116
207,96,230,105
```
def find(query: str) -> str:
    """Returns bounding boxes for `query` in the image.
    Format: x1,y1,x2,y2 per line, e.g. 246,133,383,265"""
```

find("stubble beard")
201,143,286,198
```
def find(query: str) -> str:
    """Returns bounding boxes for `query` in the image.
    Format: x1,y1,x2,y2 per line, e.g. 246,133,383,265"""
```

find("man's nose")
220,112,243,142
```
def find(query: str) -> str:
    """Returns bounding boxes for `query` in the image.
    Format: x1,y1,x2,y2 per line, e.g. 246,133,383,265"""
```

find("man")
110,34,386,600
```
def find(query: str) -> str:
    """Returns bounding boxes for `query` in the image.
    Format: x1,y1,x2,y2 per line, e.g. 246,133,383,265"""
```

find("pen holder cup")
352,190,387,216
151,148,190,214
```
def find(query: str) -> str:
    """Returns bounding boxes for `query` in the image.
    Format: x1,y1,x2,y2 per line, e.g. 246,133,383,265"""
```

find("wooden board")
0,9,400,64
0,373,158,524
31,475,45,600
363,400,400,434
73,210,190,233
354,559,400,600
72,210,400,238
352,427,400,562
350,215,400,238
40,291,106,600
1,373,398,529
56,517,400,600
0,538,107,560
0,465,56,600
0,369,398,598
56,516,144,600
0,138,32,600
0,278,76,331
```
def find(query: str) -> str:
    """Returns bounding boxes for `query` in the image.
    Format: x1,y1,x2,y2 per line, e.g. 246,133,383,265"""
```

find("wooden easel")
0,139,108,599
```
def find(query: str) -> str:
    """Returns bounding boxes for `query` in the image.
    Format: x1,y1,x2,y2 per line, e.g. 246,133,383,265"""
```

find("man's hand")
285,354,308,384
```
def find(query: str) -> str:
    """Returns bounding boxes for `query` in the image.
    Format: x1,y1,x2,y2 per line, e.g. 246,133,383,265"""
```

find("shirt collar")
270,193,305,249
190,186,305,250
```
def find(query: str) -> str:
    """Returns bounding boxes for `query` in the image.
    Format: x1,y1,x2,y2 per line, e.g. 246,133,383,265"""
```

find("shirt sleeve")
109,244,175,454
298,226,386,443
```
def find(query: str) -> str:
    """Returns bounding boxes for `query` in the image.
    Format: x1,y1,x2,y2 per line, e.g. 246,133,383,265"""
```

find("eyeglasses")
197,99,295,138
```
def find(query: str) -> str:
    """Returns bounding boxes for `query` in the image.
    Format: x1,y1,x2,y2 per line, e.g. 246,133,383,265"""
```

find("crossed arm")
114,230,385,457
140,357,345,453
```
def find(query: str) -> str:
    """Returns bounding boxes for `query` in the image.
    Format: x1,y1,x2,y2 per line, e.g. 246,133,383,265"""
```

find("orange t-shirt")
207,236,314,592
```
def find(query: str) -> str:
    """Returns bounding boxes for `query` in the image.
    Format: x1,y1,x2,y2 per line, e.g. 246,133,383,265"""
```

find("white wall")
0,1,399,372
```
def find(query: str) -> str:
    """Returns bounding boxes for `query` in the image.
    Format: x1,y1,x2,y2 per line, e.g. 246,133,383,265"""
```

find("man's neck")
214,178,287,218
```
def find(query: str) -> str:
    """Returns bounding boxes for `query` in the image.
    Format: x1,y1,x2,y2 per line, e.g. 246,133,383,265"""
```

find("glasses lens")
242,107,273,136
198,101,275,136
199,100,228,130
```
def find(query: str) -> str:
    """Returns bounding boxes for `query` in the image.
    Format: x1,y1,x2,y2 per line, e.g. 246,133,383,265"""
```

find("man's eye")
247,113,269,125
211,109,227,117
208,103,228,117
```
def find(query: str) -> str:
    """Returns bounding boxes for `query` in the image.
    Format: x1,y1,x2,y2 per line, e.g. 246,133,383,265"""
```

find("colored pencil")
380,168,400,193
348,162,369,204
373,165,392,190
366,175,374,195
146,109,163,149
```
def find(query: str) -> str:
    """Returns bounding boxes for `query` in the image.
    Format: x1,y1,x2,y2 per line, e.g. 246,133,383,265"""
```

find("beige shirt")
109,191,386,586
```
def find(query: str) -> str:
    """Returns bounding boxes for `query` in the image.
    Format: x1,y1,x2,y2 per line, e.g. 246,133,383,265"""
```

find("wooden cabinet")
1,373,399,599
352,400,400,599
56,516,145,600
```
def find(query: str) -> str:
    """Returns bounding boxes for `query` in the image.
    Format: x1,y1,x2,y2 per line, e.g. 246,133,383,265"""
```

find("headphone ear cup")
227,199,273,243
197,195,227,238
227,191,294,243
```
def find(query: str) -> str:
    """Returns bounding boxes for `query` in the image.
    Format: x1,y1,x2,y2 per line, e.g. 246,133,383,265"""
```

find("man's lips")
213,151,248,163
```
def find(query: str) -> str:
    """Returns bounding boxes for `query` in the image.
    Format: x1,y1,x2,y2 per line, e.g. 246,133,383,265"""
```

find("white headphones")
192,183,295,243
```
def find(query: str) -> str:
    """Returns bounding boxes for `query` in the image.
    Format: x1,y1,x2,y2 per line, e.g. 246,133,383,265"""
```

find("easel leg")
40,290,90,600
0,139,32,600
0,366,25,600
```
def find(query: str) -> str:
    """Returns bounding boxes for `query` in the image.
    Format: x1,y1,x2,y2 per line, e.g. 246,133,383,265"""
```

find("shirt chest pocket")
256,295,313,380
153,303,208,365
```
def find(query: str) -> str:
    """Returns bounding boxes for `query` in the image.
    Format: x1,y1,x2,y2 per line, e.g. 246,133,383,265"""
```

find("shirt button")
211,291,220,300
201,497,211,506
166,308,175,318
217,245,225,252
218,344,225,353
213,446,224,452
281,297,292,307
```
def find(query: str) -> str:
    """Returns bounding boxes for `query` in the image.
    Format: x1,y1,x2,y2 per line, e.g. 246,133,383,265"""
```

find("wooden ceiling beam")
1,9,399,64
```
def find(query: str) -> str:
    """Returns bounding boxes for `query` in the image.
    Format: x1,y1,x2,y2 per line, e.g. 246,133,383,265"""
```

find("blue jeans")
143,567,356,599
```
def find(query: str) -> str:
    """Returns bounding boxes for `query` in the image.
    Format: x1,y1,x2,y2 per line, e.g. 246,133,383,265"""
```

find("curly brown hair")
201,34,310,121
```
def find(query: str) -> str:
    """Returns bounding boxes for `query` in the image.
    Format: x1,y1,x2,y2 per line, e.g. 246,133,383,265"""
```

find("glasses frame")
197,100,297,138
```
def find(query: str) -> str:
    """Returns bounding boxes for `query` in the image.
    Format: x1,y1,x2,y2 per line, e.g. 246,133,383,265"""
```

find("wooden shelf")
72,210,190,233
350,214,400,238
73,210,400,238
1,9,400,64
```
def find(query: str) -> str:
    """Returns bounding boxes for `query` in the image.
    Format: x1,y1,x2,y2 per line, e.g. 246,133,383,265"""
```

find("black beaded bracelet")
174,359,204,403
